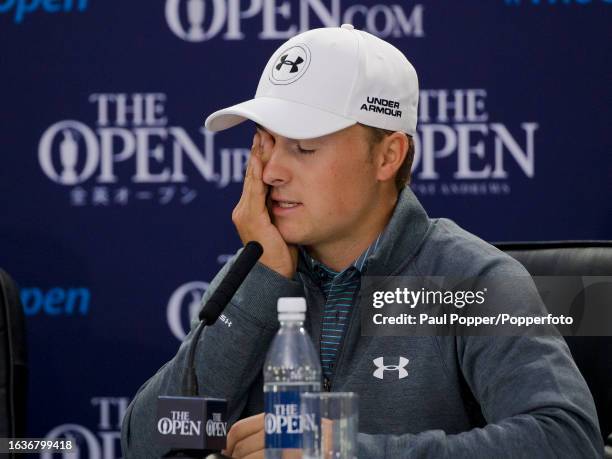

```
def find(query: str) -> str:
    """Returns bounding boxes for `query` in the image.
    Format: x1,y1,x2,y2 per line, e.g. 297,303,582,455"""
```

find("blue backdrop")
1,1,611,457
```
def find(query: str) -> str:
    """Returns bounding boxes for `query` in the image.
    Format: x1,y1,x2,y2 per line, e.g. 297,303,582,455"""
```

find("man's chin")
276,225,307,246
279,233,305,246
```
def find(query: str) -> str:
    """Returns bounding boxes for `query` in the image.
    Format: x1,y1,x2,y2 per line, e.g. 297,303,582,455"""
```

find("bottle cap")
278,297,306,312
278,297,306,321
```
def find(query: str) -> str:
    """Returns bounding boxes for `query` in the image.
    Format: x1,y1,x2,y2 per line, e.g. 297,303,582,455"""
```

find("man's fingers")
242,452,265,459
237,132,262,210
238,136,255,207
224,413,264,456
234,412,264,436
259,128,274,155
249,146,266,190
231,429,265,458
322,417,334,454
247,132,262,177
289,244,299,267
241,137,268,212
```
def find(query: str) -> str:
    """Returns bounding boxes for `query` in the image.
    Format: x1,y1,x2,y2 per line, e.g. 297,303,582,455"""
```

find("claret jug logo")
42,397,128,459
39,121,98,186
206,412,228,437
270,45,311,84
38,93,250,207
167,281,209,341
158,410,202,436
165,0,425,42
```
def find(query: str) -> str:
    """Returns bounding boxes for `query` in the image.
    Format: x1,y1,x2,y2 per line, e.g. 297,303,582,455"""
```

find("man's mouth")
269,197,303,214
275,200,300,208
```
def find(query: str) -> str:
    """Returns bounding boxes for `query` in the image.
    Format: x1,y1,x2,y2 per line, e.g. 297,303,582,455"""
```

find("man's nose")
261,137,291,187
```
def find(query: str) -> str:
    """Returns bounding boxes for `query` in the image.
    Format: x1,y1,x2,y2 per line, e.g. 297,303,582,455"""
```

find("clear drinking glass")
300,392,358,459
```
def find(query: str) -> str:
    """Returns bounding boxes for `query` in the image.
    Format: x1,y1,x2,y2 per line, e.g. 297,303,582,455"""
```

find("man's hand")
222,413,264,458
232,130,298,279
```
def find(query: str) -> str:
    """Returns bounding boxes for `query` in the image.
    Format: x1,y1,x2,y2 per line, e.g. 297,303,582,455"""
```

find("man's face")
259,124,382,249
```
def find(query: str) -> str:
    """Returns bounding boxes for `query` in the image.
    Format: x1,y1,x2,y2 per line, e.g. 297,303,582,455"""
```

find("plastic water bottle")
264,297,321,458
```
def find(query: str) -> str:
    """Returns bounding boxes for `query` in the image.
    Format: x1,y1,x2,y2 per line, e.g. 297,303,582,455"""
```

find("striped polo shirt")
300,233,383,381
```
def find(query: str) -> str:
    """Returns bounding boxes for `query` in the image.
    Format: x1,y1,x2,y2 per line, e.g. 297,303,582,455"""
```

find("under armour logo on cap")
269,44,311,85
373,357,409,380
276,54,304,73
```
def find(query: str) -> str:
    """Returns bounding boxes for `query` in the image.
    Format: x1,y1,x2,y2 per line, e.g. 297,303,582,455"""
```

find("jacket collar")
360,187,431,277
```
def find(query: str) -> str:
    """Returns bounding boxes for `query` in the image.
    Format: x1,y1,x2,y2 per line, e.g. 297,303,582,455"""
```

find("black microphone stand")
162,242,264,459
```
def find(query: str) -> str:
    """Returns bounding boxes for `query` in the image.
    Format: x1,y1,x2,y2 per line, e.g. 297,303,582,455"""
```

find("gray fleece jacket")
121,188,603,458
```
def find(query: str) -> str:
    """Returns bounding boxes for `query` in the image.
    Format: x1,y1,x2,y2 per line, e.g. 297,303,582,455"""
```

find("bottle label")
264,390,303,449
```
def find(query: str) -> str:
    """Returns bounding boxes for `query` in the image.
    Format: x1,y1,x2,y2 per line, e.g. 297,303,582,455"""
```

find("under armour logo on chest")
373,357,409,380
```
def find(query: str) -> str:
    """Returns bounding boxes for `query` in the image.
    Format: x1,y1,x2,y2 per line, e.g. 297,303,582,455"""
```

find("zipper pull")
323,376,331,392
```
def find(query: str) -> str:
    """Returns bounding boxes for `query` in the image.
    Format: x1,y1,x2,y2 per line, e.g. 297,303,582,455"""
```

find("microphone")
157,241,263,459
186,241,263,395
199,241,264,324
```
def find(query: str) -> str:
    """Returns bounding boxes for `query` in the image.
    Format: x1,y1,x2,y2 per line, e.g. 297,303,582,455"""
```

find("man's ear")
375,132,409,183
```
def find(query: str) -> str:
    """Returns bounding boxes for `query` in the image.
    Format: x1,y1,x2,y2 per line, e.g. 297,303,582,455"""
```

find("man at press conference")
121,25,602,458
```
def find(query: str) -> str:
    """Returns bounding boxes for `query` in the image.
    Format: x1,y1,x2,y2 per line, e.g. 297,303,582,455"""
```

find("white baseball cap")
204,24,419,140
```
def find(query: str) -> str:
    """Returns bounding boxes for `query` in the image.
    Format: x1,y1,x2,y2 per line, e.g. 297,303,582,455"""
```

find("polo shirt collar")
299,231,385,282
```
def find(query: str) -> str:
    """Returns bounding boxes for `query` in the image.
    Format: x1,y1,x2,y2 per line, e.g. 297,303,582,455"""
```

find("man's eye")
297,145,315,155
